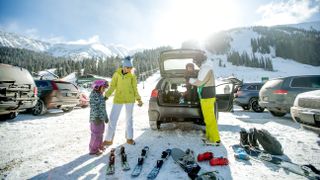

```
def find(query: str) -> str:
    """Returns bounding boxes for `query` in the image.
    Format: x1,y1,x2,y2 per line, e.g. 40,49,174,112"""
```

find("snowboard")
232,144,320,179
171,148,223,180
147,149,171,180
131,146,149,177
106,148,115,175
120,146,130,171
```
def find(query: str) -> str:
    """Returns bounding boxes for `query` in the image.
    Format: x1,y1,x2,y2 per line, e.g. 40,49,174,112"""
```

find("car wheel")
250,98,265,113
241,105,250,110
7,112,18,119
62,107,74,112
149,121,160,130
270,110,286,117
32,100,46,115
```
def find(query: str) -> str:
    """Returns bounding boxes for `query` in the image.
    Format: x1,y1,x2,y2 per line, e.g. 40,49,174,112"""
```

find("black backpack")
255,129,284,155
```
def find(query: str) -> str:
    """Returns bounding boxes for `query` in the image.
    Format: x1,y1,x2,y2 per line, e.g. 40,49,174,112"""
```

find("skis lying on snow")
106,148,116,175
201,138,220,146
120,146,130,171
147,149,171,180
171,148,223,180
131,146,149,177
232,144,320,180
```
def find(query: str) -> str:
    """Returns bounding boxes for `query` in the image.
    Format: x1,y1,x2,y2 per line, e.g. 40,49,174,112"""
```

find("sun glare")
153,0,239,47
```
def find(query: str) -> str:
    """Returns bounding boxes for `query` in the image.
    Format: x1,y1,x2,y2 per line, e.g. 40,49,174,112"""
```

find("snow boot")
209,157,229,166
240,128,249,147
248,128,259,148
197,152,214,162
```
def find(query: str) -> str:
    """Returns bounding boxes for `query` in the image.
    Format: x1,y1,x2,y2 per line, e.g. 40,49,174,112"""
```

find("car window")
35,81,50,88
291,76,320,88
163,59,199,71
56,82,78,91
247,85,256,90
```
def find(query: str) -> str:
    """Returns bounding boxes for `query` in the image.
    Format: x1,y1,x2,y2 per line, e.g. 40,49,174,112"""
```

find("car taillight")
33,87,38,96
51,81,59,90
273,89,288,94
151,89,158,98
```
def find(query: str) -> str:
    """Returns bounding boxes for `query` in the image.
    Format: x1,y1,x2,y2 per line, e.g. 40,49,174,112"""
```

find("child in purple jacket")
89,80,108,155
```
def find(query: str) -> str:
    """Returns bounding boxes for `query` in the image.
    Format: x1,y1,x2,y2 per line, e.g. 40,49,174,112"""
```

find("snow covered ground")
1,71,319,180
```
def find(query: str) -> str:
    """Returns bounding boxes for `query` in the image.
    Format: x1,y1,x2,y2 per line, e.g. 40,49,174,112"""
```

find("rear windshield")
56,82,78,91
290,76,320,88
263,79,283,89
0,64,34,84
164,59,200,71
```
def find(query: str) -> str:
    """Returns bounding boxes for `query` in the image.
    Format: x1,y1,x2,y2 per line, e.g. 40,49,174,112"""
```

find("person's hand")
137,100,143,107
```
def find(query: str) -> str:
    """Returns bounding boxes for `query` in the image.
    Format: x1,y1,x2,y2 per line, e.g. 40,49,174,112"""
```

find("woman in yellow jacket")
103,56,143,145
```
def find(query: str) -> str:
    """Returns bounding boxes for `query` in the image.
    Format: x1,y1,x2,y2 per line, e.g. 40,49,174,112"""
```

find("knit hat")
92,79,108,90
122,56,133,67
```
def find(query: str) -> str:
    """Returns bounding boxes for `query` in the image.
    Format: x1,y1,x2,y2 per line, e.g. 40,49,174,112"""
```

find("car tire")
149,121,160,130
250,98,265,113
62,107,74,112
241,105,250,110
7,112,18,119
270,110,286,117
32,100,46,115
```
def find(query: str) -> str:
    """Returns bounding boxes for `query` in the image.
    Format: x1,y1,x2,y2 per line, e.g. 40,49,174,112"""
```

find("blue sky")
0,0,319,49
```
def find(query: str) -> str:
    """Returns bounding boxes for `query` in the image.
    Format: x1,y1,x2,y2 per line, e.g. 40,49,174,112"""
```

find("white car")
291,90,320,132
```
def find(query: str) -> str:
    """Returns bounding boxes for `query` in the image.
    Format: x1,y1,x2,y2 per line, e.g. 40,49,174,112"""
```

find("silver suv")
148,49,236,130
259,75,320,117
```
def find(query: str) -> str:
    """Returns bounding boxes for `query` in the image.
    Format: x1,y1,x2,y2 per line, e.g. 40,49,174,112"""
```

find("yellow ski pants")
200,97,220,142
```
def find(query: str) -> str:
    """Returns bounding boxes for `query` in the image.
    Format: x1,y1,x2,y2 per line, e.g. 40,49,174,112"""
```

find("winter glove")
104,96,108,100
137,100,143,107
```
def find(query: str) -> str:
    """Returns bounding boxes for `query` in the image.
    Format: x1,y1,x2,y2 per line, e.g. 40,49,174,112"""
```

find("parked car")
291,90,320,131
148,49,236,130
31,80,80,115
234,82,265,112
259,75,320,117
0,63,38,119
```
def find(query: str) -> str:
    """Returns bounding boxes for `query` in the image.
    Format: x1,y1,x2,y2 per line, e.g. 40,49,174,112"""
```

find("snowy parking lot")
1,73,320,180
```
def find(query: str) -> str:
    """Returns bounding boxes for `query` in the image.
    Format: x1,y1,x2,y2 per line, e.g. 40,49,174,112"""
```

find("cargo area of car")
158,78,200,107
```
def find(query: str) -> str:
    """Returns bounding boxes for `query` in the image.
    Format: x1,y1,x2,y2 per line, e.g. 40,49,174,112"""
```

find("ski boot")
240,128,249,148
248,128,259,149
197,152,214,162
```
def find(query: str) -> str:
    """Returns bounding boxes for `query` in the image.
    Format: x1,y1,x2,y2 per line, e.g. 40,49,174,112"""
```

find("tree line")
227,51,273,71
0,46,171,80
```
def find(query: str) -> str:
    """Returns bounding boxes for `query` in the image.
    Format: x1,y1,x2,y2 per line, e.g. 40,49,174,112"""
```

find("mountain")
0,30,130,60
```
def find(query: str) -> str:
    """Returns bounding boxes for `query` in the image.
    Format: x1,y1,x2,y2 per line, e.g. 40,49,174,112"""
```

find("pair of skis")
131,146,171,179
106,146,130,175
232,144,320,179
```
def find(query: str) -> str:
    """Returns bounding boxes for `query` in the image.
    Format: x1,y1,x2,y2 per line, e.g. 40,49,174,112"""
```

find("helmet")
92,80,108,90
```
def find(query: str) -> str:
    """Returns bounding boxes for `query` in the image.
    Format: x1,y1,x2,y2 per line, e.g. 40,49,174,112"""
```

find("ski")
120,146,130,171
232,144,320,179
131,146,149,177
147,149,171,180
106,148,115,175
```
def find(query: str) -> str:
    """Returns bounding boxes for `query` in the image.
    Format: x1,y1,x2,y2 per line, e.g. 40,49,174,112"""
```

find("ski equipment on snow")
131,146,149,177
171,148,223,180
232,144,320,179
147,149,171,180
120,146,130,171
201,138,220,146
197,152,214,162
106,148,115,175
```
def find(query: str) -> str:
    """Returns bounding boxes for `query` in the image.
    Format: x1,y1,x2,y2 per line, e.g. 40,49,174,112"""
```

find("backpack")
255,129,284,155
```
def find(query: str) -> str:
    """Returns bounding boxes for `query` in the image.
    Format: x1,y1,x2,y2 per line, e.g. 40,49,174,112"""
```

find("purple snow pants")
89,122,105,154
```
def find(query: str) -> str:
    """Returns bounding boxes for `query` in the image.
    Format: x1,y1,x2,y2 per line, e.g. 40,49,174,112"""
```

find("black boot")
240,128,249,147
248,128,259,149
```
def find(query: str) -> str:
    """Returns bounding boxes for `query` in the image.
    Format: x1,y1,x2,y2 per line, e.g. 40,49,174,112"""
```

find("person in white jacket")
189,60,221,144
